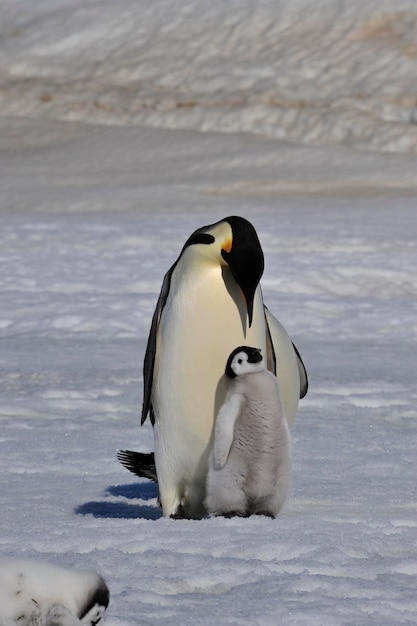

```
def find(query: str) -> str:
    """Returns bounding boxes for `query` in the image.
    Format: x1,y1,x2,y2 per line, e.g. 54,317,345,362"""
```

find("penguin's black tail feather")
117,450,157,483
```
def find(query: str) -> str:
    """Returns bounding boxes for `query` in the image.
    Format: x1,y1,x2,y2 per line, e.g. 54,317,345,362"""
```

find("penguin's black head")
79,576,110,625
182,216,264,327
221,216,264,327
225,346,264,378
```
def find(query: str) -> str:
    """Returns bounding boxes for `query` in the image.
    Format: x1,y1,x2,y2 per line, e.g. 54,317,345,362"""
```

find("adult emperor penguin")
119,215,307,519
205,346,292,519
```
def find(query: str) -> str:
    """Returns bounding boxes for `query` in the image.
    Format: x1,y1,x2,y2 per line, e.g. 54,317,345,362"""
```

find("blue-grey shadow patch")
75,500,162,521
75,482,161,520
106,482,157,501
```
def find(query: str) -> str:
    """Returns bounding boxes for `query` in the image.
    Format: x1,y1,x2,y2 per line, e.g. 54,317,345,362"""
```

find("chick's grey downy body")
206,348,292,518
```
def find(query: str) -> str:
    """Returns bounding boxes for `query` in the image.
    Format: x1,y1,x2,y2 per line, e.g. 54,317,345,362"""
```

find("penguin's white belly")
153,265,266,516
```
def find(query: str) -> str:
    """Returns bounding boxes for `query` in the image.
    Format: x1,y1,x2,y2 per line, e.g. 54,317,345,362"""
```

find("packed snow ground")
1,1,417,622
1,116,416,625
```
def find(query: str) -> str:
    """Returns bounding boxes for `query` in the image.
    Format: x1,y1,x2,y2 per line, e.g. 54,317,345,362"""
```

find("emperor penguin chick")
205,346,292,518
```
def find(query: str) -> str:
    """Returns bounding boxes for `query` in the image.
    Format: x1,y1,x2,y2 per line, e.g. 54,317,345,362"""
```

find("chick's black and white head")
225,346,264,378
78,573,109,625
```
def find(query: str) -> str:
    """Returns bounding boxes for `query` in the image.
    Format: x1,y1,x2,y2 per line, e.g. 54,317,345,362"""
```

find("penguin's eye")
238,358,243,364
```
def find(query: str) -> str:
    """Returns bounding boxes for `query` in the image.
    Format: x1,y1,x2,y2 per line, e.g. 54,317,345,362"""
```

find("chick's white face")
230,349,265,377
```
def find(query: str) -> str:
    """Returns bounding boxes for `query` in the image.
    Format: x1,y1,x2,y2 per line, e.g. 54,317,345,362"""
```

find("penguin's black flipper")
142,264,178,426
117,450,157,483
292,341,308,399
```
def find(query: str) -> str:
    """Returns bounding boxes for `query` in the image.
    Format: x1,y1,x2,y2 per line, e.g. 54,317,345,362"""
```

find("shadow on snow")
75,481,162,521
106,482,156,501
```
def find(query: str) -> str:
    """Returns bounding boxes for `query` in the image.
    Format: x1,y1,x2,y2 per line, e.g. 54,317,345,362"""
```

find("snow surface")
1,1,417,624
1,115,416,625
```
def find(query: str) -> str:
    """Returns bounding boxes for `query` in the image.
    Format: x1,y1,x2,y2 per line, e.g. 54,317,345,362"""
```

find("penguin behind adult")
0,558,109,625
205,346,292,519
118,216,307,518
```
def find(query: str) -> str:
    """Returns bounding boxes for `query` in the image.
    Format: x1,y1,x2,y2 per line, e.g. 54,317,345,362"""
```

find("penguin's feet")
255,510,276,519
170,503,189,520
220,510,249,518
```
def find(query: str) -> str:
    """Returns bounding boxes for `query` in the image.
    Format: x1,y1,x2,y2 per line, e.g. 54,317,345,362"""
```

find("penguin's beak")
221,216,264,327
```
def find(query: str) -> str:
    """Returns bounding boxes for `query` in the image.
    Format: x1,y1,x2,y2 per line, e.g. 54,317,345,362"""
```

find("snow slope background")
1,1,417,624
1,0,417,152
